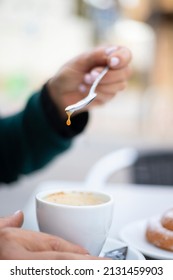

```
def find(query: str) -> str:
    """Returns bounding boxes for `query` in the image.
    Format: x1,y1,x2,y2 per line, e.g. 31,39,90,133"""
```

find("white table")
22,180,173,239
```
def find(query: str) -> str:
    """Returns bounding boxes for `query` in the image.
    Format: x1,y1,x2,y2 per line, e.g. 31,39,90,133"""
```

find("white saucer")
119,219,173,260
100,238,145,260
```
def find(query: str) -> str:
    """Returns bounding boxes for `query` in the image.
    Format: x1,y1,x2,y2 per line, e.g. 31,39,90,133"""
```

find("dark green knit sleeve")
0,89,88,183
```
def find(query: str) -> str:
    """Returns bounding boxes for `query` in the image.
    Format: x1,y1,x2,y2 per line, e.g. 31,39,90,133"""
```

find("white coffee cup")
36,189,114,256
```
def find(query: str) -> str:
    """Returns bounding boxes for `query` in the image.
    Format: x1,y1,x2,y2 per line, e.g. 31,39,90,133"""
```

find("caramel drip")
66,111,72,126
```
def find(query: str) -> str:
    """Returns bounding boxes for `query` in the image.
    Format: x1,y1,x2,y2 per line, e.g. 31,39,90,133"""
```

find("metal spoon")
65,66,109,114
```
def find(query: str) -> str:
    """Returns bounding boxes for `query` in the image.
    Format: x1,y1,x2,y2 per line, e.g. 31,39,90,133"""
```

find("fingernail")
110,57,120,68
105,46,119,55
14,210,22,216
84,73,92,84
90,70,100,80
79,83,87,93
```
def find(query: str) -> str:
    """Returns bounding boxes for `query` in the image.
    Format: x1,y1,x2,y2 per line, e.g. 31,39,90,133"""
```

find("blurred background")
0,0,173,214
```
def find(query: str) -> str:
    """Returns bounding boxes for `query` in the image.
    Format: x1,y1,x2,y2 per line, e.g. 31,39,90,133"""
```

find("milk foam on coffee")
44,191,107,206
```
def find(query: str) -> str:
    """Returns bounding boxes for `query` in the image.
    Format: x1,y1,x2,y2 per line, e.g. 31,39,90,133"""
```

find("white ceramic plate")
100,238,145,260
119,219,173,260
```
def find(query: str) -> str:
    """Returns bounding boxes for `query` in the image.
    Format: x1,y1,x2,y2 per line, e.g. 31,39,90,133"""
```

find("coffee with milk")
44,191,108,206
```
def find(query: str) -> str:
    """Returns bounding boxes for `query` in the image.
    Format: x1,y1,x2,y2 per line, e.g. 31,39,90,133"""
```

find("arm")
0,45,132,183
0,86,88,183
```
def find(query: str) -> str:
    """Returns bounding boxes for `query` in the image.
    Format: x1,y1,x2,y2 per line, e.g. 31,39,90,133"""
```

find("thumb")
75,46,108,72
0,210,24,228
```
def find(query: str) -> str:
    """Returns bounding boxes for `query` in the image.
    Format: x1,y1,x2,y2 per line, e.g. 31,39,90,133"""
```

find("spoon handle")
65,66,109,114
89,66,109,97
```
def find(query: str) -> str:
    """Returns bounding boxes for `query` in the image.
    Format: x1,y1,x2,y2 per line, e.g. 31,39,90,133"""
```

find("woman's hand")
0,210,24,229
47,45,132,118
0,227,108,260
0,211,108,260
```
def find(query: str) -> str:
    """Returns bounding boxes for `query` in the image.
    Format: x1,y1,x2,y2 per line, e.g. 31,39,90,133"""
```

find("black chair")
132,150,173,186
86,148,173,186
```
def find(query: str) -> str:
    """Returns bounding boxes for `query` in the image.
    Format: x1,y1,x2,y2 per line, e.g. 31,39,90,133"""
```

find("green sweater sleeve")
0,88,88,183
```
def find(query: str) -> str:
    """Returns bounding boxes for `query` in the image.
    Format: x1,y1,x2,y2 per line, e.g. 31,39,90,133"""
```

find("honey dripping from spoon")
66,111,72,126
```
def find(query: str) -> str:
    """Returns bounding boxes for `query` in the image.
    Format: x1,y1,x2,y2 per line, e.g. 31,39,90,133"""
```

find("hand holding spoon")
65,66,109,125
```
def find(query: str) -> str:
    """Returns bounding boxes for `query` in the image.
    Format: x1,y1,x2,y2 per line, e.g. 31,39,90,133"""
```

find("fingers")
0,210,24,229
77,45,132,73
1,242,109,260
78,66,131,100
48,235,89,255
22,251,109,260
47,45,132,117
6,227,88,255
82,66,131,88
76,47,108,72
107,47,132,70
0,236,107,260
96,81,127,98
80,81,127,99
0,227,90,260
